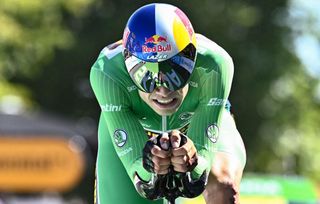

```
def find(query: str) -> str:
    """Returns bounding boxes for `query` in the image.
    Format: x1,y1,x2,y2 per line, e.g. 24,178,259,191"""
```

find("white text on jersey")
101,104,122,112
207,98,225,106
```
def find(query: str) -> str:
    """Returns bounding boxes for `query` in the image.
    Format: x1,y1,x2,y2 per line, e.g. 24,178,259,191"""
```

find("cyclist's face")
138,84,189,116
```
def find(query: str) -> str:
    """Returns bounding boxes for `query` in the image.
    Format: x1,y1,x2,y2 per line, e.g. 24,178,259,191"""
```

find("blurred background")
0,0,319,203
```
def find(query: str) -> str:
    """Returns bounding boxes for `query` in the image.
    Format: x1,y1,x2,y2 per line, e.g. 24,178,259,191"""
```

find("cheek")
138,91,150,103
146,95,153,102
179,90,187,100
180,85,189,99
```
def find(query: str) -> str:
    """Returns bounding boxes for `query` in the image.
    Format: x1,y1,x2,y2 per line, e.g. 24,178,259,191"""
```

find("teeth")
156,98,174,104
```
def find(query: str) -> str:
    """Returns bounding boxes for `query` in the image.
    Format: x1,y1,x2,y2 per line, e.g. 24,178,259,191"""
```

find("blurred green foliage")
0,0,94,113
0,0,93,77
1,0,320,184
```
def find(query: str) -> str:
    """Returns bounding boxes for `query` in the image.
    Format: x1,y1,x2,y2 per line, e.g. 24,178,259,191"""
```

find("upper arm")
187,40,234,174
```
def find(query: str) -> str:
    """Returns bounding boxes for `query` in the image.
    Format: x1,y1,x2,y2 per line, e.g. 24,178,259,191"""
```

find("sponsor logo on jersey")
142,35,172,54
127,85,137,92
118,147,133,157
101,104,122,112
207,98,225,106
114,129,127,147
144,123,190,138
206,124,219,143
179,112,194,121
141,123,151,128
189,81,198,88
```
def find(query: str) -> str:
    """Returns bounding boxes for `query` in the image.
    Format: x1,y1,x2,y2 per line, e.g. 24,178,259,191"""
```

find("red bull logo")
144,35,167,44
143,35,172,53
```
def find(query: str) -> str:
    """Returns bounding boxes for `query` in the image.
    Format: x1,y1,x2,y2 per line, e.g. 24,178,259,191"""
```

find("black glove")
177,170,208,198
136,134,168,200
134,172,167,200
142,135,163,173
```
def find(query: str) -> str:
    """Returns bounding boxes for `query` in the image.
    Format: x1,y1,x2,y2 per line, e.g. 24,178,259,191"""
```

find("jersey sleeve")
90,52,152,183
187,36,234,178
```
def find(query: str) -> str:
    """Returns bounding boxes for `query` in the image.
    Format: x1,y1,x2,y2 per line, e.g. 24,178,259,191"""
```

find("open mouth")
152,98,178,109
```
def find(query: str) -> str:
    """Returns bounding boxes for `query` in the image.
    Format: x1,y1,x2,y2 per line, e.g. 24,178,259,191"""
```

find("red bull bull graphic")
143,35,172,54
145,35,167,44
144,36,156,44
157,36,167,43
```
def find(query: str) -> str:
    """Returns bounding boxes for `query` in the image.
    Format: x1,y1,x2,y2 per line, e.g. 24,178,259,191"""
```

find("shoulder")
90,40,136,91
196,34,233,63
195,33,234,75
91,40,124,74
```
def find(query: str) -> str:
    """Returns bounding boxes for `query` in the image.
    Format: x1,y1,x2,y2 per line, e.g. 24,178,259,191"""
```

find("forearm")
187,108,223,179
101,112,152,182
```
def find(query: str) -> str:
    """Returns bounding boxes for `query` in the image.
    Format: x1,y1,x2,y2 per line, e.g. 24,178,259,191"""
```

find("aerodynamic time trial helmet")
122,3,197,93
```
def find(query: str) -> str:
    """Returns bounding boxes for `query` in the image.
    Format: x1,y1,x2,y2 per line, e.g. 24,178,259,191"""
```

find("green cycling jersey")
90,34,236,203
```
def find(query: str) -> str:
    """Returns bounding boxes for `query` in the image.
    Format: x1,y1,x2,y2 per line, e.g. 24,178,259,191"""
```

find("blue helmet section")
124,4,156,60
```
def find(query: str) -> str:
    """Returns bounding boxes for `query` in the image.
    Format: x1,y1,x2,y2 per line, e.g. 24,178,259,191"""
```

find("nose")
154,86,172,97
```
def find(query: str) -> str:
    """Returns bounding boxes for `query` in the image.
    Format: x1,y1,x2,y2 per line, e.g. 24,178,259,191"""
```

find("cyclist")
90,3,246,204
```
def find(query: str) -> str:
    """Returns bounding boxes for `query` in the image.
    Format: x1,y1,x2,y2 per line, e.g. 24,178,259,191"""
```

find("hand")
170,130,198,173
143,133,171,175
